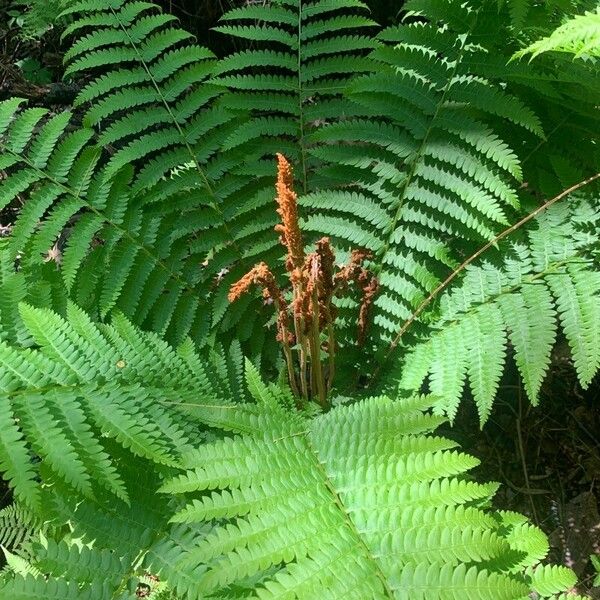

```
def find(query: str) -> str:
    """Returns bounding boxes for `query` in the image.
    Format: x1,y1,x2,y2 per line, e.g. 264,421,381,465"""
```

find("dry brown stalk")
228,154,379,407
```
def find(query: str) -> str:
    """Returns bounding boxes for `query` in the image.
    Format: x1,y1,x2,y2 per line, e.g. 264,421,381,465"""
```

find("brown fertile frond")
228,262,280,303
316,238,335,297
334,248,372,290
227,154,380,406
314,238,336,326
229,262,294,347
358,276,379,345
298,252,320,326
274,153,304,272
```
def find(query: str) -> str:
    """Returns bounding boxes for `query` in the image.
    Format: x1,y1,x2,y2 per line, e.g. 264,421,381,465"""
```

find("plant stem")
310,286,327,408
274,297,300,398
326,321,335,394
387,172,600,354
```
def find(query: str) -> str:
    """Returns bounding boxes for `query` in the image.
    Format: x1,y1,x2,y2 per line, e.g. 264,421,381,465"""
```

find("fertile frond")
399,198,600,424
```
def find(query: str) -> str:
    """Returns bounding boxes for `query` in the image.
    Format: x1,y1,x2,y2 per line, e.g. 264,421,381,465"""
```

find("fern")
0,1,598,597
0,0,379,362
1,0,247,354
198,0,381,352
303,0,548,346
463,0,600,200
2,0,598,368
0,333,583,597
0,504,41,553
515,7,600,59
399,198,600,424
8,0,72,40
60,0,226,189
0,298,240,512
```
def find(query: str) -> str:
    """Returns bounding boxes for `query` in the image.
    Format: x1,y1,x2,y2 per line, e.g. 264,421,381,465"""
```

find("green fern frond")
0,300,236,513
0,504,40,553
306,0,547,345
0,316,582,598
399,198,600,423
149,389,574,598
60,0,221,188
0,96,222,348
515,7,600,59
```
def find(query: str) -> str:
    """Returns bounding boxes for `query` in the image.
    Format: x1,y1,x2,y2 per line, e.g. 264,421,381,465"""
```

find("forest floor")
1,5,599,596
442,355,600,597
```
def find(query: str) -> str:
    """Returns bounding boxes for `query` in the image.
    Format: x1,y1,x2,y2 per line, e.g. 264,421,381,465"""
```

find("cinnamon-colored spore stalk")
228,154,378,407
275,153,304,272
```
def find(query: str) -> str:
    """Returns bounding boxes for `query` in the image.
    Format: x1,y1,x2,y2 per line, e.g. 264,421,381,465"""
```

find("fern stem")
107,6,248,270
283,343,301,401
310,285,327,408
386,171,600,354
274,296,301,399
303,435,397,599
326,321,336,395
516,383,539,524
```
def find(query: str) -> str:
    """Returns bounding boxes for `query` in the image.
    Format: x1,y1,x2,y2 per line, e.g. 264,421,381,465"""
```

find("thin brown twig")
386,172,600,356
310,283,327,407
517,383,539,524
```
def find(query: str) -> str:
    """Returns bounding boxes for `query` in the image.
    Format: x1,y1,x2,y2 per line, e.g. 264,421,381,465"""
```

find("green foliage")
399,199,600,423
0,312,584,597
1,0,598,383
204,0,378,345
515,6,600,59
0,297,243,512
592,555,600,586
0,0,598,596
305,0,538,342
0,504,40,552
5,0,71,40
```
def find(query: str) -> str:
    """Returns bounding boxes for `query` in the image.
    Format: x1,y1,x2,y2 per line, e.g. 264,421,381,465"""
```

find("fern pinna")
0,307,585,598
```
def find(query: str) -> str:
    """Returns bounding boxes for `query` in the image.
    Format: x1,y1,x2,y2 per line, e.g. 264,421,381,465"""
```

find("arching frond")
306,0,545,346
0,358,580,598
515,7,600,59
399,198,600,424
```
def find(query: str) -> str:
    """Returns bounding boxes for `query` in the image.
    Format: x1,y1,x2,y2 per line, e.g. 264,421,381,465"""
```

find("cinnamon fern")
399,198,600,424
0,0,598,597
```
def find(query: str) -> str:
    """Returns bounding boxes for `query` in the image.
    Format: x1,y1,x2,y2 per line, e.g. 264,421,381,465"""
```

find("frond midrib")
304,429,396,598
0,144,196,297
372,13,480,289
105,4,249,270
